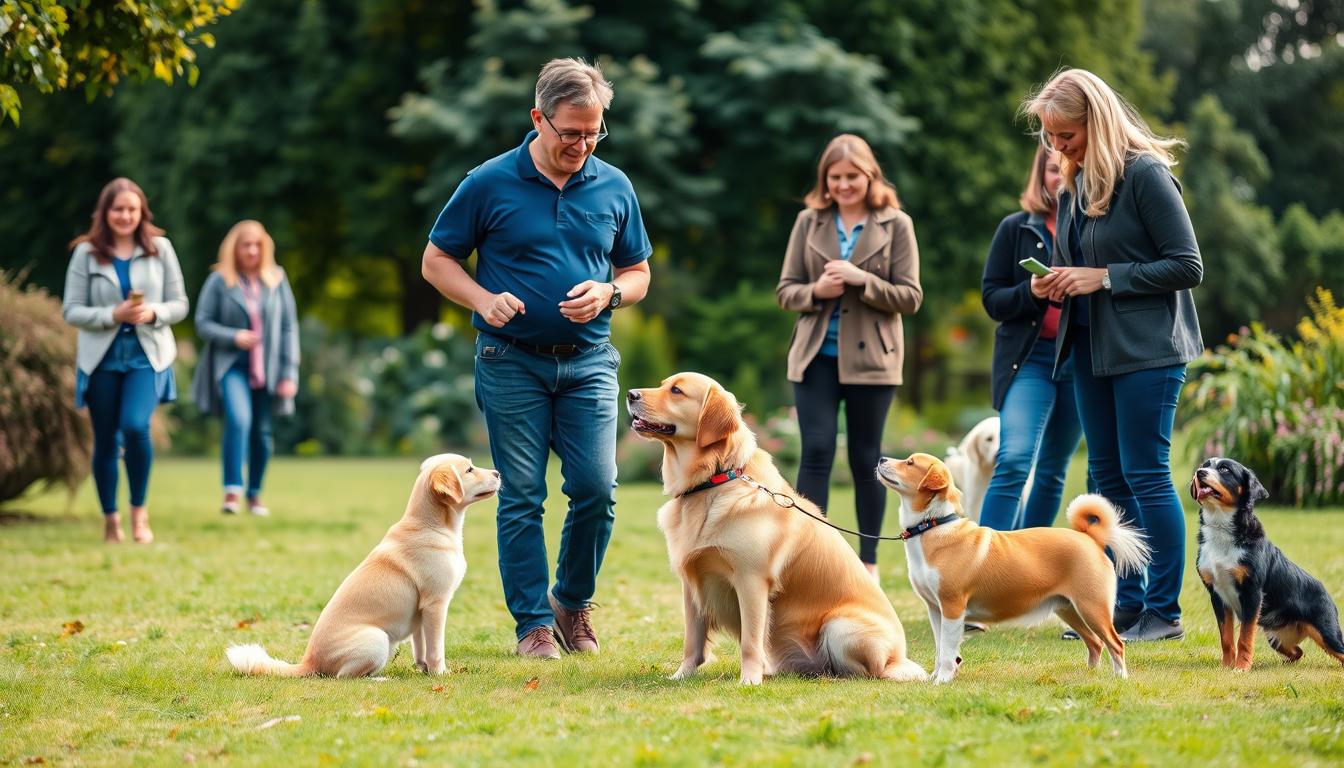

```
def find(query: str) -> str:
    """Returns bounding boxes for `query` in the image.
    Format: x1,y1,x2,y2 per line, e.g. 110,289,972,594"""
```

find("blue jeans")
981,338,1084,530
1071,331,1186,622
220,359,273,497
86,334,159,515
473,332,620,640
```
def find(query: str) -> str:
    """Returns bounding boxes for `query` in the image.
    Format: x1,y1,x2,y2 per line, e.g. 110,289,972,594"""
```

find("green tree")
110,0,471,335
0,0,240,124
1182,94,1283,344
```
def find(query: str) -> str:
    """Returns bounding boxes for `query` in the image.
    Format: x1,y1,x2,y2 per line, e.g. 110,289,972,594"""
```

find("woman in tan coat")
776,134,923,579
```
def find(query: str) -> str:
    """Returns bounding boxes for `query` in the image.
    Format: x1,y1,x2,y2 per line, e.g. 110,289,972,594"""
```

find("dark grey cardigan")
1053,154,1203,377
190,270,300,415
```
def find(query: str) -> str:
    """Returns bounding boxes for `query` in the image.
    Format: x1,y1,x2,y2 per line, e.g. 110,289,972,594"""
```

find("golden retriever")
627,372,925,685
225,453,499,677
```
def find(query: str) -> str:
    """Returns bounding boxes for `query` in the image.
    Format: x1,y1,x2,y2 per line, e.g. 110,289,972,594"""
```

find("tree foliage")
1181,94,1283,343
0,0,241,124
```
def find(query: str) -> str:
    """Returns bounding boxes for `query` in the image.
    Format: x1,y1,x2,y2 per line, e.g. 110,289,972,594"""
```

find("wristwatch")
1101,270,1112,291
608,282,622,309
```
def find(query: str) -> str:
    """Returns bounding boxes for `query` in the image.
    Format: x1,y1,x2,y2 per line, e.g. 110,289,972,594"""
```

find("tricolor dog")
1192,457,1344,670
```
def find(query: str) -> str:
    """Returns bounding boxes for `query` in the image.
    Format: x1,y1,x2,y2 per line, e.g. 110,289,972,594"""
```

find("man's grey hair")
535,58,613,116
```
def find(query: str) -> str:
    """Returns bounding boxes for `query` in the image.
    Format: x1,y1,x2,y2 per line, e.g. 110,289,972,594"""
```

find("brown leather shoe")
549,592,599,654
515,626,561,660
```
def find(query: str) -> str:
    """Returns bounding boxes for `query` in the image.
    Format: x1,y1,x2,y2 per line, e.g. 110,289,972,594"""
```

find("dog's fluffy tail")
1067,494,1152,578
226,644,311,677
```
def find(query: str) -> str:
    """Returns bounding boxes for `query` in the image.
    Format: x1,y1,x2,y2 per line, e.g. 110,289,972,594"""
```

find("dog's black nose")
627,390,641,402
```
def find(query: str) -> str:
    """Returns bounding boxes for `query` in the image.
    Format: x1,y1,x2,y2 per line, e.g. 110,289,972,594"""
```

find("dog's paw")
670,664,698,681
932,669,957,685
425,660,446,675
739,672,763,686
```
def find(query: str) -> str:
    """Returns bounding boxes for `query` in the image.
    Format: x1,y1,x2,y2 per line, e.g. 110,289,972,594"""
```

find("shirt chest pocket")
583,211,617,252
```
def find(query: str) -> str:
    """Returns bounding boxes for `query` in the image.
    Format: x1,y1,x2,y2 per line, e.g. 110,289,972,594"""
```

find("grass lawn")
3,456,1344,767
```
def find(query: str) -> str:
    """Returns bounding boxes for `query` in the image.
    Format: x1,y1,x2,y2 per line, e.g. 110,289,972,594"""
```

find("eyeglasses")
542,113,608,146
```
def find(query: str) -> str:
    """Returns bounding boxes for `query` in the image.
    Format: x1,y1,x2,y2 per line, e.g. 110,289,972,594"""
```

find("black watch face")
610,286,621,308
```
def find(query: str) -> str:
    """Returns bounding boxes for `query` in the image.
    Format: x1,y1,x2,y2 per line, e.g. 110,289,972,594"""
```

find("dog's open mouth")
1193,477,1221,501
632,417,675,436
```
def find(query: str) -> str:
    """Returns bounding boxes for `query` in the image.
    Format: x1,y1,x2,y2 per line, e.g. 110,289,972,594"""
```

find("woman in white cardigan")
62,178,189,543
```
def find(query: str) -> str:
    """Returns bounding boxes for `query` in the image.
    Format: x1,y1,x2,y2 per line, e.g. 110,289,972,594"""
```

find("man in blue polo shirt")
421,58,652,660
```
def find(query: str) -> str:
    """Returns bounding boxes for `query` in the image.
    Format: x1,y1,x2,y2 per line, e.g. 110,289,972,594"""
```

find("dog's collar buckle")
900,513,962,539
678,467,745,498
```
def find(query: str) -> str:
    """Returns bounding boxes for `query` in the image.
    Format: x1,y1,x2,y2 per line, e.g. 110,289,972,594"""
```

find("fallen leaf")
431,685,446,692
61,621,85,638
24,758,46,765
524,677,540,691
256,715,301,730
236,616,260,630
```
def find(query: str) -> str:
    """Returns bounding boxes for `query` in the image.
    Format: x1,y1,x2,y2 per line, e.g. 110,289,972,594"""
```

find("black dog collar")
900,513,962,539
678,467,745,498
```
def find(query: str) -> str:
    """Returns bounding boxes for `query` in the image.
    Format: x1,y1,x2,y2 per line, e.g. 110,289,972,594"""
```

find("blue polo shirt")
428,130,653,347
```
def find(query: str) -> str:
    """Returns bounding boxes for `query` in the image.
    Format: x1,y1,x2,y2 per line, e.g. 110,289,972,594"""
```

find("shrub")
1182,288,1344,506
0,272,91,504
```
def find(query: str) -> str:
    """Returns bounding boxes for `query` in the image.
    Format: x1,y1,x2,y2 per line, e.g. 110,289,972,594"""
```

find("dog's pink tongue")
1197,486,1216,500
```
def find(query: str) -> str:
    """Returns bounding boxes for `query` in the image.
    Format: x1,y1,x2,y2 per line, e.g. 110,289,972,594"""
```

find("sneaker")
246,497,270,517
221,493,241,515
515,626,561,660
549,592,600,654
1119,611,1184,642
1062,606,1141,640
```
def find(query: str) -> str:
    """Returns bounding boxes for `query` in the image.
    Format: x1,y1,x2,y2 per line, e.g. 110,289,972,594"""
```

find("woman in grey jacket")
62,178,189,543
191,220,299,516
1025,69,1203,642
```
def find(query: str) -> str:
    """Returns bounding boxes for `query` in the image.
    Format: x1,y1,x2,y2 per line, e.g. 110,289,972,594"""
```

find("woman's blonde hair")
804,134,900,211
214,220,281,288
1019,145,1059,216
1023,68,1182,216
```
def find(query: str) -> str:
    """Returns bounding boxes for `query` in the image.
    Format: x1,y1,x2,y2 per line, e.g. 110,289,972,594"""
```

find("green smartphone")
1018,257,1055,277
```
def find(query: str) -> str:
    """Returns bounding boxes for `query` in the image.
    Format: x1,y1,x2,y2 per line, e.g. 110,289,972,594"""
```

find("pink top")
240,277,266,389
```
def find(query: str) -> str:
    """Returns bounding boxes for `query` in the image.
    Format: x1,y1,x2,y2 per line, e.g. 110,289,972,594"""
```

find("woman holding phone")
62,178,189,543
1025,68,1203,642
979,146,1084,532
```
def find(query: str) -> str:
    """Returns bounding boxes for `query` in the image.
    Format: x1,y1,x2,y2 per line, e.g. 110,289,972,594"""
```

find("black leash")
681,470,962,541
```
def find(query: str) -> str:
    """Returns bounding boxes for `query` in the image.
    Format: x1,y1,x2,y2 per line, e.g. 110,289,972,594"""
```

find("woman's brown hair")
68,177,164,264
1019,145,1058,216
803,134,900,211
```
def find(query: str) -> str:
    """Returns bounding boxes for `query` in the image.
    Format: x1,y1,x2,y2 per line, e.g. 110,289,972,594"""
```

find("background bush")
0,272,90,504
1183,288,1344,506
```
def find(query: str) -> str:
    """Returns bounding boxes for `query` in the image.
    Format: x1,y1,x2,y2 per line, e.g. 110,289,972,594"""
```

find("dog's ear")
696,385,740,448
1247,469,1269,502
918,462,952,493
429,464,464,506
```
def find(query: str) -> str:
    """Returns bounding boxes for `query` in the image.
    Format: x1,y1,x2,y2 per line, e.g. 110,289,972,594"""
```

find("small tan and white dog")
225,453,499,678
876,452,1150,683
944,416,1000,522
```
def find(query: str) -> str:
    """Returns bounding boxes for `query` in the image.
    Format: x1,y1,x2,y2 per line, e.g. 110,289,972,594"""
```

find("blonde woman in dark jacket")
1026,68,1203,642
191,221,299,516
776,134,923,580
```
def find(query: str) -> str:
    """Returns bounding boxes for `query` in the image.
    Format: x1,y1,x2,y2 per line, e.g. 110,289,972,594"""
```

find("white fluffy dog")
943,416,1000,523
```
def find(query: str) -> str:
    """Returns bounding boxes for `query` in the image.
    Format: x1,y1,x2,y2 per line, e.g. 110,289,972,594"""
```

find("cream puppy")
944,416,1000,522
877,452,1150,683
226,454,499,677
629,372,925,685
